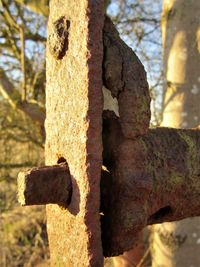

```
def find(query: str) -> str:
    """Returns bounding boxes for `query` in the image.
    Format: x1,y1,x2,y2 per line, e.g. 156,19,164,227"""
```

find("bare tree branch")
0,68,45,125
14,0,49,17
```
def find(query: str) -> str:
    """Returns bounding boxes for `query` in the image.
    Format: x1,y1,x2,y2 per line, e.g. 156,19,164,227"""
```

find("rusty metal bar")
45,1,104,266
18,164,72,206
102,114,200,256
16,1,200,264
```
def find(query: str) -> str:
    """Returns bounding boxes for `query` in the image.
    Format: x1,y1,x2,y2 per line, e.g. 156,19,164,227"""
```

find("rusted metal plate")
45,1,104,266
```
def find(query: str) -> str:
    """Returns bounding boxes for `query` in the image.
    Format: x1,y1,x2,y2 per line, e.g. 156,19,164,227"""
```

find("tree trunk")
151,0,200,266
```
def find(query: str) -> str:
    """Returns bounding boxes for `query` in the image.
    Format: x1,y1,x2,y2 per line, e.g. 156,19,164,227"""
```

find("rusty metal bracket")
16,1,200,266
101,116,200,256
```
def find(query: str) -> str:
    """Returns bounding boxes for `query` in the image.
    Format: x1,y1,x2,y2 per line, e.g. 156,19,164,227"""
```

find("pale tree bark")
151,0,200,266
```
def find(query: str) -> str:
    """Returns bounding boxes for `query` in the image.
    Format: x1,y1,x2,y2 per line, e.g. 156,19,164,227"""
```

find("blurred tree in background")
0,1,48,266
151,0,200,266
0,0,46,177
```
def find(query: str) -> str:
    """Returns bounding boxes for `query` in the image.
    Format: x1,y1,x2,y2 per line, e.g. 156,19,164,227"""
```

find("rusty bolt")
17,163,72,206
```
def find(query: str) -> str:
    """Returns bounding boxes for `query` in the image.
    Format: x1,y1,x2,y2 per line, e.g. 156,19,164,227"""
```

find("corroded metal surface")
16,5,200,262
17,164,71,206
103,16,151,139
45,1,104,266
102,114,200,257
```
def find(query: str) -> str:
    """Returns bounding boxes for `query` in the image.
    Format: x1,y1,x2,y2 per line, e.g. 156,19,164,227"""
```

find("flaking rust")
17,164,72,206
45,0,104,266
16,0,200,264
18,0,200,267
101,17,200,257
101,117,200,256
103,16,151,138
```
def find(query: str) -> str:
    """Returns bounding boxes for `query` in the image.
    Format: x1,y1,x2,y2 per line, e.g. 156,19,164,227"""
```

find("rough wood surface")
17,164,71,206
101,113,200,256
45,1,104,266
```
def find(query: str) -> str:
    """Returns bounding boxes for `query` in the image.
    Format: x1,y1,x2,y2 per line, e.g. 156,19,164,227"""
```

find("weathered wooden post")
17,1,200,266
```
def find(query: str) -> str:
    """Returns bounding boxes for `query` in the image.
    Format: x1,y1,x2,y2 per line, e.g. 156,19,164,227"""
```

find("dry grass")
0,139,48,266
0,198,49,267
